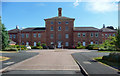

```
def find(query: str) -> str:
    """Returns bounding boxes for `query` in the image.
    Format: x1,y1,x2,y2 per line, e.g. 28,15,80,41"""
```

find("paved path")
1,52,39,69
5,49,90,72
72,51,120,76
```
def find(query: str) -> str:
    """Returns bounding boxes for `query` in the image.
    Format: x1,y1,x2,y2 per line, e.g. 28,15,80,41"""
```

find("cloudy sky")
1,0,119,30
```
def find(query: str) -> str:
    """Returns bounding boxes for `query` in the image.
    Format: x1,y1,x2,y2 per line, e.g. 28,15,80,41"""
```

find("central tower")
44,8,75,48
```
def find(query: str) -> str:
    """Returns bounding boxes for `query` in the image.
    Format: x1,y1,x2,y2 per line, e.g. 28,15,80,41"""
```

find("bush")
38,46,43,49
77,46,85,49
86,44,94,50
8,45,27,50
37,42,41,46
102,53,120,62
41,43,46,47
3,47,18,51
31,46,43,49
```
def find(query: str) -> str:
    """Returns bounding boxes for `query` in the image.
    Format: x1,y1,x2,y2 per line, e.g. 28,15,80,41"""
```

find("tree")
106,26,114,30
0,16,2,50
115,28,120,50
0,16,9,50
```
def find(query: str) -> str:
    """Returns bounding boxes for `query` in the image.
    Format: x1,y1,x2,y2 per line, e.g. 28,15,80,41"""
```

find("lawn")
94,57,120,71
0,56,10,61
0,51,18,53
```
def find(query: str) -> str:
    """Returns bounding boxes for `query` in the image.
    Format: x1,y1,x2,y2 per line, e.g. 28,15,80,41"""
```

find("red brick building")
8,8,116,48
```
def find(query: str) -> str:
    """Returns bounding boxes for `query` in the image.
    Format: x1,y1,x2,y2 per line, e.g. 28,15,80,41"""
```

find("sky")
1,1,119,30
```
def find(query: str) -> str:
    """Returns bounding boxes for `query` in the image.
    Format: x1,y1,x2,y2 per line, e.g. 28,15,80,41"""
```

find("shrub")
86,44,94,50
37,42,41,46
41,43,46,47
38,46,43,49
31,46,43,49
77,46,85,49
102,53,120,62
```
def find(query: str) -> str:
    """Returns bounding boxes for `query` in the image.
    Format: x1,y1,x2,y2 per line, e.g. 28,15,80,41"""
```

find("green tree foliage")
37,42,41,46
0,16,9,50
99,36,116,51
115,28,120,50
0,16,2,50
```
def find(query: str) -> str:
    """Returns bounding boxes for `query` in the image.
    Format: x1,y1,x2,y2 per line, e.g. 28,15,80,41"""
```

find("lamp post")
19,27,23,53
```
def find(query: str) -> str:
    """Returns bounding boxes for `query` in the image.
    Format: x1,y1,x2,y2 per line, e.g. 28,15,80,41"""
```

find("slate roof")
9,40,16,44
8,27,46,33
101,28,116,32
44,16,75,20
74,27,99,31
8,29,19,33
21,27,46,32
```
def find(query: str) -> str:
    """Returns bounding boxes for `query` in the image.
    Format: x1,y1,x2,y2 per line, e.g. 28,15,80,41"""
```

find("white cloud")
73,0,82,7
86,1,118,13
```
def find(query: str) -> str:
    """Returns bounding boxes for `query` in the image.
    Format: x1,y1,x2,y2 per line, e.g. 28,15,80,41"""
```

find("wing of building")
8,8,116,48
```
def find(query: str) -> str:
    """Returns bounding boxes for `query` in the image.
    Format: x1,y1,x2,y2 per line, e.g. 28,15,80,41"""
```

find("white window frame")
58,26,61,31
50,34,54,39
58,21,61,24
78,33,81,37
10,35,12,38
65,42,69,46
82,33,86,37
26,34,29,38
91,33,93,37
38,33,41,38
65,34,69,38
95,33,98,37
34,33,36,38
51,26,54,31
13,35,16,38
105,34,108,38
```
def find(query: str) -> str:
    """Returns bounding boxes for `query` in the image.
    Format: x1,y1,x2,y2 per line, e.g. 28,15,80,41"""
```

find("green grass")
94,57,120,71
98,51,120,53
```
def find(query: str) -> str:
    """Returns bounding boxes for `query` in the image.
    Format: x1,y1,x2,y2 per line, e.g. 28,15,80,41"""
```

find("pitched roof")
44,16,75,20
74,27,99,31
8,29,19,33
22,27,46,32
9,40,16,44
101,28,116,32
8,27,46,33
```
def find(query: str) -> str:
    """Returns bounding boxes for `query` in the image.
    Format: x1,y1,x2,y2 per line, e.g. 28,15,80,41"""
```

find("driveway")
72,50,120,75
2,49,91,75
1,51,39,69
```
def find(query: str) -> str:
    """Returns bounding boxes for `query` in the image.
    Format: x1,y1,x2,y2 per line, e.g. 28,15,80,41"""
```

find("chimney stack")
58,8,62,17
103,24,105,28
